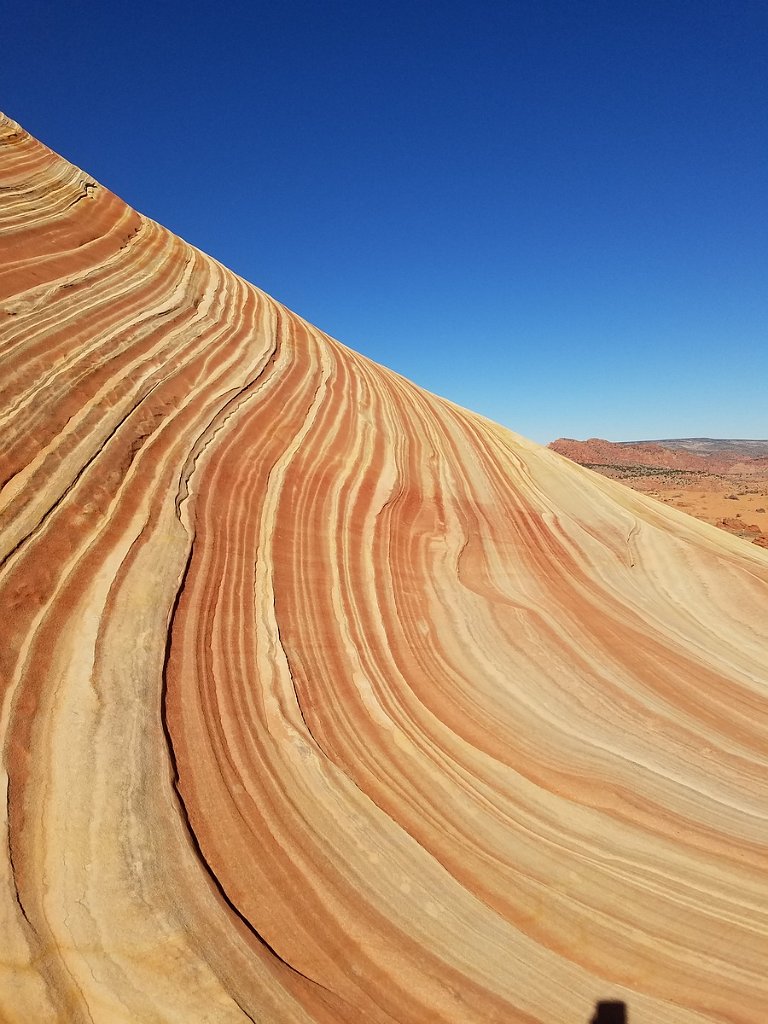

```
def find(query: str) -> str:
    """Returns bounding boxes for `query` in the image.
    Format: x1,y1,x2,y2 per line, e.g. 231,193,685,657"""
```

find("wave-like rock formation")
1,115,767,1024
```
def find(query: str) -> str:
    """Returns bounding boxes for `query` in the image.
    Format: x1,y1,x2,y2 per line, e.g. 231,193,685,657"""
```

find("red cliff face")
550,437,708,470
1,115,767,1024
549,437,768,476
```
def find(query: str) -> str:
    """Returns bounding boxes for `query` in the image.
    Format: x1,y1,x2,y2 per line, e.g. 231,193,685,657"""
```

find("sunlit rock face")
1,114,767,1024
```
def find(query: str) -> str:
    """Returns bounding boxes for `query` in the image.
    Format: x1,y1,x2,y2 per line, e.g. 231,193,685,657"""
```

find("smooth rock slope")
1,115,767,1024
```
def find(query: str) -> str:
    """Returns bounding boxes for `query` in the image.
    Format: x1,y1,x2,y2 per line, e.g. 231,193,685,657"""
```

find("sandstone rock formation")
549,437,768,477
1,115,767,1024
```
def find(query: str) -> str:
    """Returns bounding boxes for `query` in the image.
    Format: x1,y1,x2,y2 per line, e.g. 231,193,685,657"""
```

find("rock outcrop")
549,437,768,477
1,115,767,1024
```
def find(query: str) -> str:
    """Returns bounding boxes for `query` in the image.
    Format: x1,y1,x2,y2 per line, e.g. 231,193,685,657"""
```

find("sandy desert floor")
601,472,768,545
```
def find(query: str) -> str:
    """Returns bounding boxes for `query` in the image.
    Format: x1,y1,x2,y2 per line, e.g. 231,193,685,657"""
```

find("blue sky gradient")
4,0,766,442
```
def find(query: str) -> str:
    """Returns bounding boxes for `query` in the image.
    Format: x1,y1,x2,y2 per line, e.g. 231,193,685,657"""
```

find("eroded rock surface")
1,115,767,1024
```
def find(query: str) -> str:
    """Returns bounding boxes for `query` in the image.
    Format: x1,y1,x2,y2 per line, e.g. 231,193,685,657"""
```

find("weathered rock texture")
1,115,767,1024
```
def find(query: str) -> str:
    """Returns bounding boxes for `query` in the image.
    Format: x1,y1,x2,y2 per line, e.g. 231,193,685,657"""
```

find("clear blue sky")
4,1,766,443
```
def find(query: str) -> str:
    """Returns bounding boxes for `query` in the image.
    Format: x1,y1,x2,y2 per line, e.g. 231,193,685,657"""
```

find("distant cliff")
549,436,768,476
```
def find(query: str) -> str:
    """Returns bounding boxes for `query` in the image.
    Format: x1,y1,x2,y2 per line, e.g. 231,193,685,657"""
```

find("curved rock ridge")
1,114,767,1024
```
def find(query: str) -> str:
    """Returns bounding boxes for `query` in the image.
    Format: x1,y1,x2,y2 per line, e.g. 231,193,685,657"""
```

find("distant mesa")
549,436,768,475
1,114,767,1023
633,437,768,460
